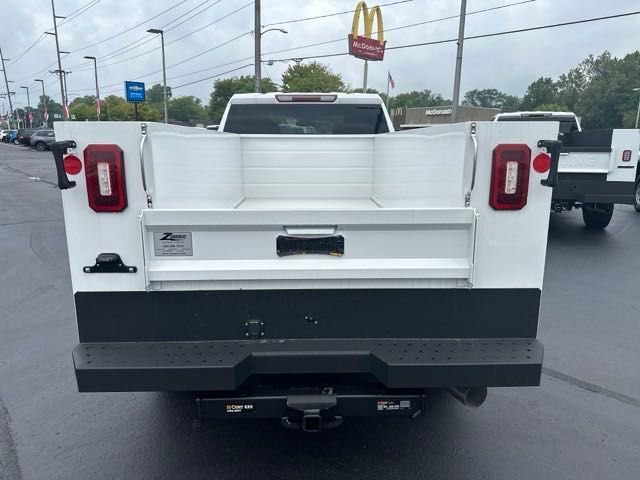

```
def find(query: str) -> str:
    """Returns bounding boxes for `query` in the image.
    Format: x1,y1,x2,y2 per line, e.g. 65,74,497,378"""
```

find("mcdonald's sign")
348,1,386,61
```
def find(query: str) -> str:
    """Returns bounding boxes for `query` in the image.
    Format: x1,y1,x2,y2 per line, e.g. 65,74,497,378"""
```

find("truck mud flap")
73,338,543,392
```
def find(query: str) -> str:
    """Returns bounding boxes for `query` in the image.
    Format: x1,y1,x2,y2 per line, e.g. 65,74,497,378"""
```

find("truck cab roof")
494,111,581,134
227,92,386,105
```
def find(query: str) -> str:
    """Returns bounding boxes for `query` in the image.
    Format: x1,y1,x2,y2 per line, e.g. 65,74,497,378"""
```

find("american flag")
388,71,395,89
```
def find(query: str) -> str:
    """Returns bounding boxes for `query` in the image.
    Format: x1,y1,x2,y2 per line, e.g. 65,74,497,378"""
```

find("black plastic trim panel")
553,173,635,204
75,289,542,342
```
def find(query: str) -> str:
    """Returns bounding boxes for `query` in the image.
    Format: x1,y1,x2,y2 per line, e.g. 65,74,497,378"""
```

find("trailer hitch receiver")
281,388,343,432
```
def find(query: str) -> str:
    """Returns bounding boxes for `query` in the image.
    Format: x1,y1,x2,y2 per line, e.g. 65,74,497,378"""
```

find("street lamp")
83,56,100,121
254,23,288,93
147,28,168,123
34,79,46,127
20,85,31,127
633,87,640,129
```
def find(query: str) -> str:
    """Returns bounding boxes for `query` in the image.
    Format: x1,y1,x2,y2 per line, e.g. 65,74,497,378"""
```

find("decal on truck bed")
153,232,193,256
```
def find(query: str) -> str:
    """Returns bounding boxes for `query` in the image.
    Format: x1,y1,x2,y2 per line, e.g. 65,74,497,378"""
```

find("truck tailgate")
141,207,476,288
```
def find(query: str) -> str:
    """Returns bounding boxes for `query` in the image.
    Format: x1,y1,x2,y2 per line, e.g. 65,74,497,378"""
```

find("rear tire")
34,142,46,152
634,177,640,212
582,203,614,229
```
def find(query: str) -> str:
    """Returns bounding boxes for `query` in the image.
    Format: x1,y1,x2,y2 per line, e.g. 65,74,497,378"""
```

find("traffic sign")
125,81,146,103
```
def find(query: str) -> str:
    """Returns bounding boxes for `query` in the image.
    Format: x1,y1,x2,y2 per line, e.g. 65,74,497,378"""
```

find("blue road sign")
125,81,145,103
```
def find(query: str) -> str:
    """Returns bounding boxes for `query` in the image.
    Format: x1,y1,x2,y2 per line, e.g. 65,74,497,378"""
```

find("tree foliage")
168,96,207,124
208,75,278,123
463,89,521,111
388,89,448,111
281,62,345,93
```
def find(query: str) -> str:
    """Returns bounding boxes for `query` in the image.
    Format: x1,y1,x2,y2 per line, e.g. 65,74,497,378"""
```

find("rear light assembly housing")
84,144,127,212
490,144,531,210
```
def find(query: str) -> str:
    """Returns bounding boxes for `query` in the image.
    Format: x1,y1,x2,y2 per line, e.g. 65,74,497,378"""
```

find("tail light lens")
84,144,127,212
489,144,531,210
622,150,632,162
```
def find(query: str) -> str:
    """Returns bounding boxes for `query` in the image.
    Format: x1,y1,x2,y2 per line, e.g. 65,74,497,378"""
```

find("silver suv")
30,129,56,151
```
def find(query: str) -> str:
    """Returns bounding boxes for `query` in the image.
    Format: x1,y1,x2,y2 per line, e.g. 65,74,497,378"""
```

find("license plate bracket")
276,235,344,257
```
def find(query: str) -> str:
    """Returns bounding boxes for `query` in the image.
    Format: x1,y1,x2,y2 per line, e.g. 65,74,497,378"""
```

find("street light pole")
147,29,168,123
451,0,467,123
49,0,68,120
34,79,46,127
20,86,31,127
0,46,14,128
633,88,640,129
84,56,100,121
255,25,288,93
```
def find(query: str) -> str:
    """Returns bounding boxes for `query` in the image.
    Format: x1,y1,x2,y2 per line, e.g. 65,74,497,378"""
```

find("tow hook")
280,388,343,432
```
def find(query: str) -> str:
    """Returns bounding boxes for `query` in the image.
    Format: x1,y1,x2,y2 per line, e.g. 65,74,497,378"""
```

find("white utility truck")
53,93,561,431
494,111,640,228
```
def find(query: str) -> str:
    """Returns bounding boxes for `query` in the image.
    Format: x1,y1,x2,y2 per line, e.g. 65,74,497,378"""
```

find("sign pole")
451,0,467,123
134,103,138,121
363,60,368,92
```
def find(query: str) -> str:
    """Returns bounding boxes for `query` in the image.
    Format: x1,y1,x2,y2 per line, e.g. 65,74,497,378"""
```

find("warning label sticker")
377,399,412,412
225,403,255,414
153,232,193,256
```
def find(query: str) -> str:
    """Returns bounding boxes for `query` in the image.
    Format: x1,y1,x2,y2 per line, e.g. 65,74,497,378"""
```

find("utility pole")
49,0,68,120
254,0,261,92
0,46,14,128
34,79,46,127
451,0,467,123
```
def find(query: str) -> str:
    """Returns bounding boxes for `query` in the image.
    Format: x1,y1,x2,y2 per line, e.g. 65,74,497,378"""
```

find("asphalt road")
1,142,639,480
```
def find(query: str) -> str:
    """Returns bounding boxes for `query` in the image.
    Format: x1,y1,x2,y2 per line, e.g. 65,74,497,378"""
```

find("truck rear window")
223,104,389,134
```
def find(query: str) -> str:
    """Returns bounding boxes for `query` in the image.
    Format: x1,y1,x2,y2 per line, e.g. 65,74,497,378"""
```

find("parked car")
30,129,56,151
16,128,38,146
1,129,17,143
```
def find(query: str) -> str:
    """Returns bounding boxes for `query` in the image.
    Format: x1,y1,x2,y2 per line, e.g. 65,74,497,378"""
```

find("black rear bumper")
553,173,636,205
73,338,543,392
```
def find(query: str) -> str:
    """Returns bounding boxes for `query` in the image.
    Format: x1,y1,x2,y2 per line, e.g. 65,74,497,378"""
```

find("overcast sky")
1,0,640,109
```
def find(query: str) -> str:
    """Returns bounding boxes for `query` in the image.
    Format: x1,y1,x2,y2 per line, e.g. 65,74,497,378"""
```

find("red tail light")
84,144,127,212
489,144,531,210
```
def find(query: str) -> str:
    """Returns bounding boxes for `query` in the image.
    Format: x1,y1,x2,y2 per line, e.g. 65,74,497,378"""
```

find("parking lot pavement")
1,143,639,480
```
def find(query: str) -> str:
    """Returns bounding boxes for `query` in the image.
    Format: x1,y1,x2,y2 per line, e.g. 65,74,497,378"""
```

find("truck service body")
54,94,560,430
494,111,640,228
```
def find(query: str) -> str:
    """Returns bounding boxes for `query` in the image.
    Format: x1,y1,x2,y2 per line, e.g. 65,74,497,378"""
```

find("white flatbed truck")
53,93,561,431
494,111,640,228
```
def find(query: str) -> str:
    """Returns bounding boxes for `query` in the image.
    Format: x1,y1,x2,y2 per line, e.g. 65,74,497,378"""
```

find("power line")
173,63,254,89
84,0,248,68
70,1,188,53
262,9,640,64
58,0,103,27
263,0,414,27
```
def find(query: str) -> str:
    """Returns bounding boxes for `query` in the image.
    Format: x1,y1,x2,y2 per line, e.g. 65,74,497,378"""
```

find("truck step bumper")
73,338,543,392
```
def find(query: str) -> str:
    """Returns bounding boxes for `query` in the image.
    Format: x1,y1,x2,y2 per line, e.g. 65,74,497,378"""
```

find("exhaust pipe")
448,387,487,408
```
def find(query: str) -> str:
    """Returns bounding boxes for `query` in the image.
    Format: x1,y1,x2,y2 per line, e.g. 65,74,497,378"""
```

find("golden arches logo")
348,1,386,61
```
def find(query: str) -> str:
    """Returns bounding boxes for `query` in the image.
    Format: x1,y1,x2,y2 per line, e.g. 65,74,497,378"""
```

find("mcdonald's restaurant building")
391,105,502,129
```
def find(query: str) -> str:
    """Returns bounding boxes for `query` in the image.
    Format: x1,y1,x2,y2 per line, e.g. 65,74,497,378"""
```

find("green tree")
208,75,278,123
146,83,172,104
70,102,96,121
168,96,207,124
520,77,558,110
388,89,448,110
535,103,570,112
574,51,639,128
463,88,521,110
281,62,345,93
100,95,161,122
